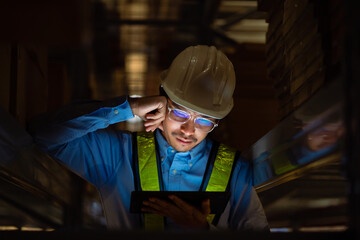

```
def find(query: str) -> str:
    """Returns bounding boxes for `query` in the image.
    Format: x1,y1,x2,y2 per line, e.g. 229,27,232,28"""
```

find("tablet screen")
130,191,230,214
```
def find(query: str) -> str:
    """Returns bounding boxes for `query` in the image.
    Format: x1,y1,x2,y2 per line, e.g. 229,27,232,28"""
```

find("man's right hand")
128,96,167,132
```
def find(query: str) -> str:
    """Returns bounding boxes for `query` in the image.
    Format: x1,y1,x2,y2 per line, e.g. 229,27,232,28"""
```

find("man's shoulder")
207,137,239,153
207,137,252,166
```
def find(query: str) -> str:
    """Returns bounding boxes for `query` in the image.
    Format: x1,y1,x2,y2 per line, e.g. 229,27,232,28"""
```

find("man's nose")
180,119,196,135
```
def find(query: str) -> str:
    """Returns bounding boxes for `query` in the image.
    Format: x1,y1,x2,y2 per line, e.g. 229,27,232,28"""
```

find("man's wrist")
128,97,138,116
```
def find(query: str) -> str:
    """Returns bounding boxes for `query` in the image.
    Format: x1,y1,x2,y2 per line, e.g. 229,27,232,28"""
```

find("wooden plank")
290,54,324,94
278,100,293,119
283,35,323,87
280,68,325,117
283,0,309,34
267,50,285,79
310,71,325,94
283,4,317,65
274,72,290,98
290,37,323,80
266,5,284,41
266,28,284,62
285,23,319,66
292,70,325,108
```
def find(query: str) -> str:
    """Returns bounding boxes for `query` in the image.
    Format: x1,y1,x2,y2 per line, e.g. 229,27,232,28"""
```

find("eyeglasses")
167,107,218,133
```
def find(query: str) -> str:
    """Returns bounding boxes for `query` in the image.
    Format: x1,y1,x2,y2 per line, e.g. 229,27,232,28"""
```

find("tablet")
130,191,230,214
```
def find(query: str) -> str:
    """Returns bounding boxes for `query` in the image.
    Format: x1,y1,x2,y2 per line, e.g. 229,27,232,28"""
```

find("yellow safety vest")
133,131,237,230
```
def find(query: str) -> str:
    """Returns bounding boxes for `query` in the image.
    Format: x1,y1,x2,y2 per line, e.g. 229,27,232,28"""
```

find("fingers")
129,96,166,117
145,111,165,123
143,106,166,132
169,195,211,222
142,196,210,229
169,195,207,221
144,117,165,132
128,96,167,132
168,195,209,229
201,198,211,216
168,195,194,213
142,198,176,216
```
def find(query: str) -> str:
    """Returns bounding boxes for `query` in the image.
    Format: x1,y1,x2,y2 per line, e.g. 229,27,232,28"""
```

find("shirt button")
172,169,177,175
171,150,175,153
161,157,164,162
189,163,193,167
114,109,119,115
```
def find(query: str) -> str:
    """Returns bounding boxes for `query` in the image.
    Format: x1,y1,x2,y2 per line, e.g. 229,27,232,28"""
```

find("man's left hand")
142,195,210,229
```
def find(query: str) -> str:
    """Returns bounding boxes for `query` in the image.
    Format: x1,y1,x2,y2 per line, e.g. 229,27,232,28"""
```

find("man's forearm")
29,96,134,149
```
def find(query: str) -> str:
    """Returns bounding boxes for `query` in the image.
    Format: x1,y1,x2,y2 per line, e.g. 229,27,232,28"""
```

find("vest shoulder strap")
136,131,161,191
205,142,238,225
134,131,164,230
206,142,238,192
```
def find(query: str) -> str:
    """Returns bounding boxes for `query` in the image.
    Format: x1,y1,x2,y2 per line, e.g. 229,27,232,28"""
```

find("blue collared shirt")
31,97,268,231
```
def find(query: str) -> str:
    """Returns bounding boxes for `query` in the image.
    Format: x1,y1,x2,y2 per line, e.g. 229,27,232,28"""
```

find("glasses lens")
170,109,190,122
194,118,215,132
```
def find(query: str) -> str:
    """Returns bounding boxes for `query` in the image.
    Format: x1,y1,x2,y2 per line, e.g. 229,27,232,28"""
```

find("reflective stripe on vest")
136,132,236,230
205,143,236,223
137,131,164,230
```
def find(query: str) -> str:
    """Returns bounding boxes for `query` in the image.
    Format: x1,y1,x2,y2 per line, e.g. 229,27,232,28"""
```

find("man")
30,45,268,231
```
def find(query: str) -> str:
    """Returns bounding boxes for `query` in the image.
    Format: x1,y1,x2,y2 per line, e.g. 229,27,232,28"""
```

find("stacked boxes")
258,0,345,119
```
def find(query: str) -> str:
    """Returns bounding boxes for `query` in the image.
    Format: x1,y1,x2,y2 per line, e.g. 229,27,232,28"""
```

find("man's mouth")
171,132,197,145
176,137,193,145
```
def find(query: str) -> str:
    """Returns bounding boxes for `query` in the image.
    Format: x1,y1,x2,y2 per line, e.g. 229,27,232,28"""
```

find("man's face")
160,99,216,152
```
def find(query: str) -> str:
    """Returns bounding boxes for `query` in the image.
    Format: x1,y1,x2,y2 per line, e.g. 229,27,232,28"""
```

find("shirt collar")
155,129,207,160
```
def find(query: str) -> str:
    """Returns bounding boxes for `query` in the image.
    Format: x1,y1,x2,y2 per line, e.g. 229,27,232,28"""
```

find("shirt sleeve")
29,96,135,187
29,96,134,149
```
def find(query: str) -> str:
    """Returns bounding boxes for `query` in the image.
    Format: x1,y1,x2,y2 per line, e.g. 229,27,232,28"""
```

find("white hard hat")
161,45,236,119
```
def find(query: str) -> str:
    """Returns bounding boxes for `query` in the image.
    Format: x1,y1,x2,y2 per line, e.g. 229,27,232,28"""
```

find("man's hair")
159,85,168,98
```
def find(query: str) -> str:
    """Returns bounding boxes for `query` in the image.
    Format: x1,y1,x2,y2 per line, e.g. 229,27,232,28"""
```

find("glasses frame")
167,106,218,133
